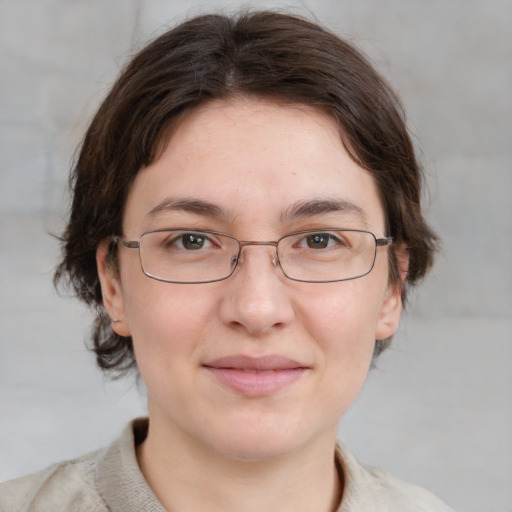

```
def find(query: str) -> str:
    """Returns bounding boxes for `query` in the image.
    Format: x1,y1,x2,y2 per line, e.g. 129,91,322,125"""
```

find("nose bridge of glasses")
236,240,279,267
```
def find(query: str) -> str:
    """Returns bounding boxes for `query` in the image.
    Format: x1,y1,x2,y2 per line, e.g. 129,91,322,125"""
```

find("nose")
219,244,295,336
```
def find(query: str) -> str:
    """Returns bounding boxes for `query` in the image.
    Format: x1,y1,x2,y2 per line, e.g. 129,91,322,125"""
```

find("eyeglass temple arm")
376,237,393,246
111,236,139,249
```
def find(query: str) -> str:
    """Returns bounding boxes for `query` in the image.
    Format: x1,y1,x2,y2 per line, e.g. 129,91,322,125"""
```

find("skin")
97,97,405,512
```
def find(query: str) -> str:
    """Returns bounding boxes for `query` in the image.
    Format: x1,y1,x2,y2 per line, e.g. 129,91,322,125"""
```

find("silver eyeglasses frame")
112,228,393,284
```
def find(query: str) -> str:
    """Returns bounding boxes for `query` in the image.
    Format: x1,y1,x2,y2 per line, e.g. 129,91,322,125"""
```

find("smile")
203,355,308,397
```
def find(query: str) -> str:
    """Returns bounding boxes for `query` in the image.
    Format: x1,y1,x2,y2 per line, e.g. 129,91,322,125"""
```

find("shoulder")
361,465,455,511
0,449,108,512
336,443,455,512
0,419,157,512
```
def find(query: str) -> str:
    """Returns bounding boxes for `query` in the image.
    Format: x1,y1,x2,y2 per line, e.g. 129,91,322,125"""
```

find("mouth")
203,355,308,397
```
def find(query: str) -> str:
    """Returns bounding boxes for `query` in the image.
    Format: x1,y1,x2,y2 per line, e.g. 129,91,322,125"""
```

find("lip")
203,355,308,397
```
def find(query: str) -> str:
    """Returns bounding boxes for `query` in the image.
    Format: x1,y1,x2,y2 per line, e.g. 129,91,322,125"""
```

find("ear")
96,239,131,337
375,243,409,340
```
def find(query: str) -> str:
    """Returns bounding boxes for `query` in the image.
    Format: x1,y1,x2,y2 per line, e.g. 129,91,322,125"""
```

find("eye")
301,232,344,249
169,232,213,250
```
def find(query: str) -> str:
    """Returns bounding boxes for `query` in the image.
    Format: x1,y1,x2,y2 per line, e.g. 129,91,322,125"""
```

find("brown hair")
55,10,438,376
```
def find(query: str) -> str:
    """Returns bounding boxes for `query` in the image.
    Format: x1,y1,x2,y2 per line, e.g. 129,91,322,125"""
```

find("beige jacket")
0,418,455,511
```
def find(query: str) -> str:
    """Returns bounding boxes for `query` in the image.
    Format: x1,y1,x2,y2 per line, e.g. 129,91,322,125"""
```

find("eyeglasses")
112,228,393,284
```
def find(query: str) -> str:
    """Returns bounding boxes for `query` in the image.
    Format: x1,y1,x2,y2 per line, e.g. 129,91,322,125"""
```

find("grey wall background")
0,1,510,510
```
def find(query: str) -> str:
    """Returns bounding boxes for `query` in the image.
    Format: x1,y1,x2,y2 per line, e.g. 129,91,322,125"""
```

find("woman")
1,11,454,511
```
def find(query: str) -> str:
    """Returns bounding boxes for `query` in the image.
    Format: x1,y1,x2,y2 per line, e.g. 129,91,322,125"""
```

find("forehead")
123,98,385,234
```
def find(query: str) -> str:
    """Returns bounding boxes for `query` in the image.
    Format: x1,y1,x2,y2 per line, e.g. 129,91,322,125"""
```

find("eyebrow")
147,196,368,225
147,197,231,221
281,198,368,224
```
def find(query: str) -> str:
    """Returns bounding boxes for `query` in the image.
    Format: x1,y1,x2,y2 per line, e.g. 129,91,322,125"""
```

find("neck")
137,416,342,512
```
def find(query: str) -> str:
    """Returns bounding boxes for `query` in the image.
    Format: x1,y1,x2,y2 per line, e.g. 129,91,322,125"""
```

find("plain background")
0,1,510,510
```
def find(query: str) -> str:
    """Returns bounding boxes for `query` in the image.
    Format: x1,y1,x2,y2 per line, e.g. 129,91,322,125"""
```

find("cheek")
122,282,222,412
291,284,379,422
301,280,385,372
122,278,219,366
300,279,385,348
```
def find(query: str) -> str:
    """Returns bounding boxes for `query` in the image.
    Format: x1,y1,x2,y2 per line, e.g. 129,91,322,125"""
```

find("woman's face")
98,98,403,461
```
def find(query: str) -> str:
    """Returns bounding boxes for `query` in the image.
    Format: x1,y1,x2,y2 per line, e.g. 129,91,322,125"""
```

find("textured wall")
1,1,511,510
